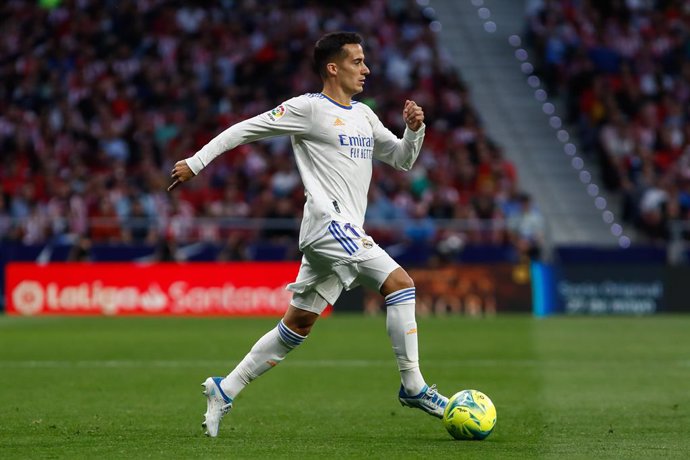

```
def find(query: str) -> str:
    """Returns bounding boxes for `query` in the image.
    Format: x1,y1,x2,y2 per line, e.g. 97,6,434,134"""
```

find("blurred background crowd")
1,0,546,262
527,0,690,242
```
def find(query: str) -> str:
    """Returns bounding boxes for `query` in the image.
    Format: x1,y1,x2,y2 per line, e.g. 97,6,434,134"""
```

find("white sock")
385,287,426,395
220,320,306,399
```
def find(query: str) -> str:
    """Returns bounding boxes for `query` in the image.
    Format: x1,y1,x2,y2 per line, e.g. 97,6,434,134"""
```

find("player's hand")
403,100,424,132
167,160,194,192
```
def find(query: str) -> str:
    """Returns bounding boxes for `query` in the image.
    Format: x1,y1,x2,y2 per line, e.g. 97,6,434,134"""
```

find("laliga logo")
12,281,44,316
267,104,286,122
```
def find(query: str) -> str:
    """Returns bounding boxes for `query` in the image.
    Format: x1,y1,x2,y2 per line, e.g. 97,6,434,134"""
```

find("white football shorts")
287,221,400,314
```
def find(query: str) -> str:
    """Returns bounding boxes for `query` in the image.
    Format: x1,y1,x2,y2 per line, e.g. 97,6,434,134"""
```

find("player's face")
336,44,370,96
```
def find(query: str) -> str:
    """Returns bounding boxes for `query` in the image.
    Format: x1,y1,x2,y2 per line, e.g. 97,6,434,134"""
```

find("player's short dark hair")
313,32,363,79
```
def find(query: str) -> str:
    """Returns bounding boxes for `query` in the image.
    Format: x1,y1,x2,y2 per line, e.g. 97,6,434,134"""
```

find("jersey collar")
321,93,353,110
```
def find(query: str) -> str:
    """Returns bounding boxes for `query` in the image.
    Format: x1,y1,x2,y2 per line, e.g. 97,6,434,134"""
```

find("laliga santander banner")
6,262,301,316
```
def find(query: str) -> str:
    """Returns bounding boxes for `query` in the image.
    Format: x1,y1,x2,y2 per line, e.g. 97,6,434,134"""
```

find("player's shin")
385,288,426,395
220,320,306,399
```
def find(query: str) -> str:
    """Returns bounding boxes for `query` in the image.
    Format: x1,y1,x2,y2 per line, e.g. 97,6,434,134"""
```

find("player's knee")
289,322,314,337
282,318,315,337
283,307,318,337
381,268,414,296
397,273,415,290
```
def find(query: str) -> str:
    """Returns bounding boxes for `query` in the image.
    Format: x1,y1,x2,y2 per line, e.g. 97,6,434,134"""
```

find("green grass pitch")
1,314,689,459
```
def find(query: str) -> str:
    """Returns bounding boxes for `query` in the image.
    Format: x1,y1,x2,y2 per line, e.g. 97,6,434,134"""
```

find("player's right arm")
168,96,311,191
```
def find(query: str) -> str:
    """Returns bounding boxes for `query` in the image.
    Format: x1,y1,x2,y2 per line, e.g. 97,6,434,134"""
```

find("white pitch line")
0,359,532,369
1,359,687,369
0,360,231,369
0,359,392,369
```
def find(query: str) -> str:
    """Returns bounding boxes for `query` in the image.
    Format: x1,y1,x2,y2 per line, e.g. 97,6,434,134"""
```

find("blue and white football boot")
398,384,449,418
201,377,233,437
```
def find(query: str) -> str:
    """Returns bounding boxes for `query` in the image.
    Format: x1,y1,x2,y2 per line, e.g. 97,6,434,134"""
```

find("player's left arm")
370,100,425,171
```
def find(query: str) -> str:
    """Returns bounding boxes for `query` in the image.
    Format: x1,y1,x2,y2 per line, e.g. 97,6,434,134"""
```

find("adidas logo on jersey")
333,117,345,126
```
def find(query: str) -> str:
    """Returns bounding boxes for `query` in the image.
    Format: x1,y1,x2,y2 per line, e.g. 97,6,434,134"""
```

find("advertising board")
6,263,300,316
532,263,690,315
408,263,532,314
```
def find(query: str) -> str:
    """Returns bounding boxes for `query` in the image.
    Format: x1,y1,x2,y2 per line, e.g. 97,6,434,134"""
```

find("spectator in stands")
123,199,158,244
153,238,178,263
599,110,636,189
217,232,250,262
0,196,12,242
89,198,122,243
637,175,677,242
260,197,300,244
404,202,437,247
67,236,93,262
507,193,545,261
471,181,505,244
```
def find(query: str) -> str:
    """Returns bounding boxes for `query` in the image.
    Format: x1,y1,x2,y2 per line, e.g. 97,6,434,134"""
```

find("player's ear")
326,62,338,77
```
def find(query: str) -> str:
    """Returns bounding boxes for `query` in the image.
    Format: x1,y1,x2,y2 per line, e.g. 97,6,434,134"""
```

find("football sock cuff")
277,320,306,349
385,287,416,306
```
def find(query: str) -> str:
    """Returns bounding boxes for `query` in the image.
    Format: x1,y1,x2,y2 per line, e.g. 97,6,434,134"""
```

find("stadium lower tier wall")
1,242,689,315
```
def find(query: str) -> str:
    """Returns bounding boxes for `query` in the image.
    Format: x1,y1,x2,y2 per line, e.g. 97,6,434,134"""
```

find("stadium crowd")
526,0,690,241
0,0,540,262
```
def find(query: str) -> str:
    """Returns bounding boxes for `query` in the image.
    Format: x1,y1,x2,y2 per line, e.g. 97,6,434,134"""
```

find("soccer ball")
443,389,497,440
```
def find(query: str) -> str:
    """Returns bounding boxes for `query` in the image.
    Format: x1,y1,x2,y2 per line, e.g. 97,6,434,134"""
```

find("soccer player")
168,32,448,437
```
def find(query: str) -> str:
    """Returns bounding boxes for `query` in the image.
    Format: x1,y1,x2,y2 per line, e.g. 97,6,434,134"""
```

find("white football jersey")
185,93,425,248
